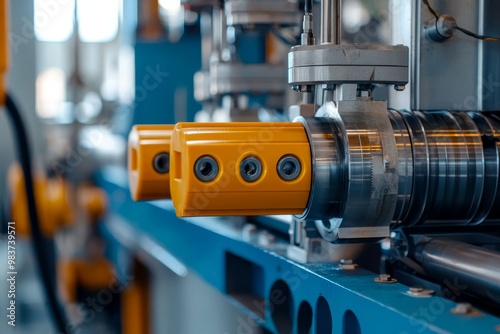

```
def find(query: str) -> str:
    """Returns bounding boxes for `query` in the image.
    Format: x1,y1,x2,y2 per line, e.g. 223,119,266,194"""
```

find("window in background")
77,0,120,42
36,67,68,119
34,0,75,42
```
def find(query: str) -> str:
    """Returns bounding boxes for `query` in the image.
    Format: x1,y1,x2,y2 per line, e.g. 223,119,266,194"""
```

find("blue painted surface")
132,33,201,127
97,167,500,334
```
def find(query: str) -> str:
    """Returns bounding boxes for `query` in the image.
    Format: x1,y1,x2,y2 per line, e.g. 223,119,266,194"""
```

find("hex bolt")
153,152,170,174
258,230,276,246
407,286,434,297
242,224,258,242
339,258,358,270
452,303,472,315
379,274,391,282
277,155,301,181
240,156,263,182
194,155,219,182
374,273,397,283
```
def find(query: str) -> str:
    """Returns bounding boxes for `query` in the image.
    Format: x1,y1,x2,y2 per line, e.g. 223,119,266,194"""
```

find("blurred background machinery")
1,0,500,333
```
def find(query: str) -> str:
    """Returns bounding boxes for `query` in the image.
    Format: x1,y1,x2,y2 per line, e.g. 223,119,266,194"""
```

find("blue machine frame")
97,167,500,334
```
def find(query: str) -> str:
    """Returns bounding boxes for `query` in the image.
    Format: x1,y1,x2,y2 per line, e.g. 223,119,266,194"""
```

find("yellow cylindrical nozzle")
59,258,114,304
128,125,174,201
1,0,9,106
170,122,312,217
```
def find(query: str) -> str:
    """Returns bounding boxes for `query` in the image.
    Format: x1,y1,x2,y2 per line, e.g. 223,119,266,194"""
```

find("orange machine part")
122,261,150,334
170,122,312,217
8,163,73,237
128,125,173,201
78,185,107,223
59,258,115,304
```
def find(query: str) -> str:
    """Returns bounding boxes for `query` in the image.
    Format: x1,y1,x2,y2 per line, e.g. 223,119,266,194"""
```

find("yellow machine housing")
128,125,174,201
170,122,312,217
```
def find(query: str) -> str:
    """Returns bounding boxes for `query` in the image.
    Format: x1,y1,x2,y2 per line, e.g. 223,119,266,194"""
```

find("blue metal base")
97,167,500,334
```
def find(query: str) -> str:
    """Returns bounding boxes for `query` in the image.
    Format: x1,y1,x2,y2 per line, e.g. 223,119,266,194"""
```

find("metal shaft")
416,238,500,303
200,10,212,70
211,7,226,61
320,0,341,44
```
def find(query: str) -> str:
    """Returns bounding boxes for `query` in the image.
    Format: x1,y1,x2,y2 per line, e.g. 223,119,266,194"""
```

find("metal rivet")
240,156,262,182
451,303,472,315
339,258,358,270
407,286,434,297
153,152,170,174
277,155,301,181
374,274,397,284
194,155,219,182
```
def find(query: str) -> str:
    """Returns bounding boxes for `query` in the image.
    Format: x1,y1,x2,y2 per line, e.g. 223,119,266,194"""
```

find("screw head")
339,259,358,270
379,274,391,282
407,286,434,297
452,303,472,315
374,274,397,284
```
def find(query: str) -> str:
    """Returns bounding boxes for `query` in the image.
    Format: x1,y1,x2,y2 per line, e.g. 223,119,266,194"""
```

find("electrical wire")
455,26,500,42
4,93,70,334
422,0,500,42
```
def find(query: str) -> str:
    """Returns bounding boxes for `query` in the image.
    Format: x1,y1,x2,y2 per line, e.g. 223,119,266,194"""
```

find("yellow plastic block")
8,163,73,237
170,122,312,217
59,258,115,304
128,125,173,201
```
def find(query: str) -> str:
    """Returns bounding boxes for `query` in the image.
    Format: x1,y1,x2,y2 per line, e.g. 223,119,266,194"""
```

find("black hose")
4,93,69,334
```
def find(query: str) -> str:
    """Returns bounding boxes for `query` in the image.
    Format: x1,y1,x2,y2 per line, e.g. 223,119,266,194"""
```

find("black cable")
422,0,439,19
422,0,500,42
304,0,313,14
455,26,500,42
4,93,69,334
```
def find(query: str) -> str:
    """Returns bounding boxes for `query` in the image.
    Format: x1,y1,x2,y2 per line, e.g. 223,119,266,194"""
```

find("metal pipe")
416,238,500,303
320,0,341,44
200,10,212,70
211,7,226,62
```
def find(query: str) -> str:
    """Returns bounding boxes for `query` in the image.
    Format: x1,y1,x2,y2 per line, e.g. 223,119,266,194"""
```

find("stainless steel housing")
288,44,409,87
297,105,500,242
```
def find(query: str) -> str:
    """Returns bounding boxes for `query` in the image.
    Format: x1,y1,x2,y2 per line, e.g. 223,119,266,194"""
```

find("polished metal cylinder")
416,238,500,303
320,0,341,44
399,110,486,225
301,106,500,241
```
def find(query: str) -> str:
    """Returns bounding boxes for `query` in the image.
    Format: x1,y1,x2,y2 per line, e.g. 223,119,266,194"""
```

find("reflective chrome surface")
299,105,500,242
416,238,500,303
